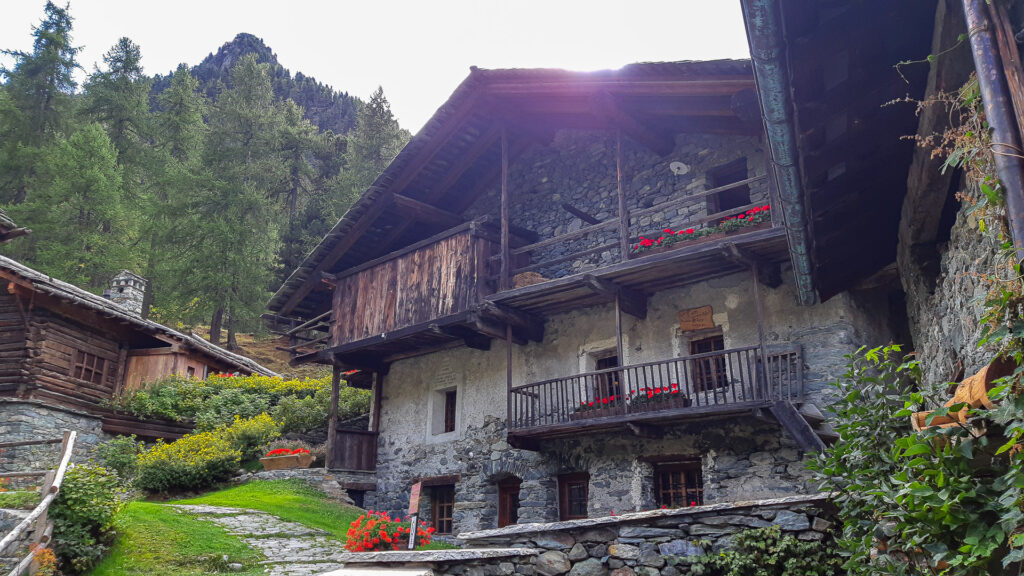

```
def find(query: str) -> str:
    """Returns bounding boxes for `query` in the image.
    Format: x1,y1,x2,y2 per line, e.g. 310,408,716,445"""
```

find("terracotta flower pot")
259,453,315,471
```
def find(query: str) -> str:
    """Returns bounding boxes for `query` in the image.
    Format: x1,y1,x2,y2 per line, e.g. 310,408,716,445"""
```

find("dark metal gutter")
962,0,1024,264
740,0,817,305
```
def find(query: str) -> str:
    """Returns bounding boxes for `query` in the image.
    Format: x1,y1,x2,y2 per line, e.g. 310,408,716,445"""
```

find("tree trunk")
226,304,239,350
209,306,224,345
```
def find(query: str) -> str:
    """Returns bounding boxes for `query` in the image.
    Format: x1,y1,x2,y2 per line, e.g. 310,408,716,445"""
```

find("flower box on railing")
631,206,771,257
570,386,693,421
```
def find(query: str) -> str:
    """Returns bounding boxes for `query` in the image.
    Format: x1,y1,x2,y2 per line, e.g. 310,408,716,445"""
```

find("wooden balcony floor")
508,399,769,445
488,226,789,316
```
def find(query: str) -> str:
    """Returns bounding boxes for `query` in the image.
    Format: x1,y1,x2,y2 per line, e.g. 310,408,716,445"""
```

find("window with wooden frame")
654,461,704,508
593,354,621,398
707,158,751,215
72,350,107,386
558,472,590,521
498,477,522,528
690,335,727,392
430,484,456,534
443,390,457,433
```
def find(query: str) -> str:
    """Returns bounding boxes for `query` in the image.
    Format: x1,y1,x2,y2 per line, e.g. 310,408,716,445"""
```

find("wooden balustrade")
328,429,378,471
508,345,802,433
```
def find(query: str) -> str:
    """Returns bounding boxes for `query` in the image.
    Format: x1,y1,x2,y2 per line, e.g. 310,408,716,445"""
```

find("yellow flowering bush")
219,413,281,459
135,430,241,493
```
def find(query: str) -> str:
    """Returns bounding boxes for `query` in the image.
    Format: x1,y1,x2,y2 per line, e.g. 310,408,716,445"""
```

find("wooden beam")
500,127,511,291
448,137,534,214
476,301,544,342
769,400,826,453
429,323,492,351
482,79,755,97
626,422,664,439
472,314,527,345
721,243,782,288
393,193,465,228
593,92,674,156
562,203,601,225
582,274,647,319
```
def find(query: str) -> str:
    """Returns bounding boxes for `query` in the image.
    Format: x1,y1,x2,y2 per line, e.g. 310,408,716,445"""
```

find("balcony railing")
508,345,802,434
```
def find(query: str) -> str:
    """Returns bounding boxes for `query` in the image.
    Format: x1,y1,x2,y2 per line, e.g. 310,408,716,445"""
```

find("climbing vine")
810,71,1024,574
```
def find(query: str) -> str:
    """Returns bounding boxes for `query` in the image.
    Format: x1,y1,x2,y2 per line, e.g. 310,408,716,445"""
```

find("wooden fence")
0,431,76,576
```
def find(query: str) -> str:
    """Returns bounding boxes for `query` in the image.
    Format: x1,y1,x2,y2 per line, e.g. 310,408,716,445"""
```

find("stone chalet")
0,253,276,464
269,51,930,537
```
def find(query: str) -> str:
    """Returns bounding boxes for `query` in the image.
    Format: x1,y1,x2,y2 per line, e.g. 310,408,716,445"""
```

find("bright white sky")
2,1,752,133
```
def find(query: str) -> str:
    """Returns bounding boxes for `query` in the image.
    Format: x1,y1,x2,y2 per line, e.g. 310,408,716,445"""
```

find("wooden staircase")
769,400,838,452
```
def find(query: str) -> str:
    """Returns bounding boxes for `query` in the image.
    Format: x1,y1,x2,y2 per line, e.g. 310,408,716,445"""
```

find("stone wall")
0,399,108,487
901,199,1010,387
232,467,376,509
330,495,834,576
464,130,770,278
372,267,891,534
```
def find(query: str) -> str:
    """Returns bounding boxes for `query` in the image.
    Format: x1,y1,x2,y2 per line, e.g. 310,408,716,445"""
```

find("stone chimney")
109,271,147,316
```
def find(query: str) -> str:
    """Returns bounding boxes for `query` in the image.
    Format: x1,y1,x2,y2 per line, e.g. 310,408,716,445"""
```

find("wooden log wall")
25,309,122,407
331,230,494,345
0,293,28,396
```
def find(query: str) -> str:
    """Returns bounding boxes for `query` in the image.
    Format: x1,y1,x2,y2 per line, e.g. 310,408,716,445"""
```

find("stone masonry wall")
464,130,770,278
901,201,1011,387
373,267,891,535
333,495,834,576
0,399,109,487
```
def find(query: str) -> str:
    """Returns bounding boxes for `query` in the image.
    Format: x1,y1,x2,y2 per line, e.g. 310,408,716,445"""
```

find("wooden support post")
615,293,625,369
751,264,770,400
616,131,630,261
500,127,511,291
506,323,513,427
327,365,341,469
371,371,383,433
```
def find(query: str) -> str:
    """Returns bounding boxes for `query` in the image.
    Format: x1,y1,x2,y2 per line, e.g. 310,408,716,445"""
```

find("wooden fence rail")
1,430,77,576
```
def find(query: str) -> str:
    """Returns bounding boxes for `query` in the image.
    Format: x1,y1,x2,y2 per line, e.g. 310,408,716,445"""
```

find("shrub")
93,435,143,481
220,413,281,459
195,388,271,431
273,392,326,433
344,510,434,552
50,464,123,574
684,525,842,576
134,431,241,493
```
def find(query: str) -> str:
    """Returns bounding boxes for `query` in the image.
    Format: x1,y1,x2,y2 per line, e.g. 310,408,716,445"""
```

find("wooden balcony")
507,345,802,444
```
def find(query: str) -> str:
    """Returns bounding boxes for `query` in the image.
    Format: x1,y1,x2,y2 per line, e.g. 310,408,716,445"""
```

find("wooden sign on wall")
679,306,714,332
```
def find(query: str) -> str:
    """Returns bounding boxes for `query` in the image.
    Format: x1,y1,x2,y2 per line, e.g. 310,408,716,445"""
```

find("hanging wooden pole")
615,294,624,363
370,371,383,434
616,131,630,261
500,127,511,291
327,364,341,469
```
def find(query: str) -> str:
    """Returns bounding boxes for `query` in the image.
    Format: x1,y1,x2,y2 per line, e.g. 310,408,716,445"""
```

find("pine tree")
80,37,152,165
342,86,409,193
9,123,137,289
0,1,80,204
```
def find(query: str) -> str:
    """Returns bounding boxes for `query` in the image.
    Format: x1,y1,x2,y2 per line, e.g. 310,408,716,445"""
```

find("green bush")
93,435,143,481
134,430,242,493
685,525,841,576
195,388,271,431
219,413,281,459
50,464,123,574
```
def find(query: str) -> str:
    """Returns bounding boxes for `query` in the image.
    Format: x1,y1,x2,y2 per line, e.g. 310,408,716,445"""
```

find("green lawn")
173,479,363,541
88,501,263,576
89,478,451,575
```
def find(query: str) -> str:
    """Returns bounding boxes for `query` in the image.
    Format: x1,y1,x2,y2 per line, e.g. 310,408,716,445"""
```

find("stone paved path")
171,504,346,576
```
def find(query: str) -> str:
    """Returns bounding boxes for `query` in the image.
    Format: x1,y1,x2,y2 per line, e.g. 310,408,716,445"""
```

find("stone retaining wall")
0,399,108,488
233,466,377,508
330,495,834,576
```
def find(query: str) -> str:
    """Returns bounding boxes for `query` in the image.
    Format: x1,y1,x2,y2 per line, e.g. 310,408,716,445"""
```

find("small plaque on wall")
679,306,714,331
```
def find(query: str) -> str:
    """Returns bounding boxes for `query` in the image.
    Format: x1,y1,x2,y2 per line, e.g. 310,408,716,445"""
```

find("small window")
444,390,457,433
594,354,621,398
707,158,750,215
558,472,589,520
654,461,704,508
431,485,456,534
186,366,196,378
498,477,522,528
690,335,727,392
72,350,107,386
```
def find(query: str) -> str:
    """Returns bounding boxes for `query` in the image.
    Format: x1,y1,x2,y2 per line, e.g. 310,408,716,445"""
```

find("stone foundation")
326,495,833,576
0,399,108,487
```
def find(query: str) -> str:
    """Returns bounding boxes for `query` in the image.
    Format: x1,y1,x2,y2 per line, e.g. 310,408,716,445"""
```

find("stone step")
319,569,433,576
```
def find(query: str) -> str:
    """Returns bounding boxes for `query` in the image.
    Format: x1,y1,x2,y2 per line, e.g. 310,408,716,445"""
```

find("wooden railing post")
326,365,340,470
